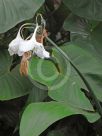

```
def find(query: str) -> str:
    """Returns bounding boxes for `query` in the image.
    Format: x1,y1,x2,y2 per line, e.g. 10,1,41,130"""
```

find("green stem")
46,36,102,117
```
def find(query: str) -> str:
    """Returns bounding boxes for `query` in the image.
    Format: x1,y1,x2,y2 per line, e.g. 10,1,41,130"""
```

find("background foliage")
0,0,102,136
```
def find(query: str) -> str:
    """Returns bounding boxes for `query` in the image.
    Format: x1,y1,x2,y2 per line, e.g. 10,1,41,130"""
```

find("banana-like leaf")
20,102,99,136
49,45,102,111
0,0,44,33
27,85,48,104
28,50,71,91
63,0,102,20
0,50,33,100
63,14,101,61
91,22,102,60
28,44,101,121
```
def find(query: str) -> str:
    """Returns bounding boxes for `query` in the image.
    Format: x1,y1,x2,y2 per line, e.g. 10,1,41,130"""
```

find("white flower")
8,23,50,59
8,27,23,56
33,43,50,59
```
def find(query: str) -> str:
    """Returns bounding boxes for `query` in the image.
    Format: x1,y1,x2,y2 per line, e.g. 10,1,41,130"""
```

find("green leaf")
64,13,99,36
27,85,48,104
0,0,44,33
20,102,99,136
28,49,71,91
91,22,102,60
63,14,101,60
0,50,33,100
49,45,102,111
64,14,91,35
63,0,102,20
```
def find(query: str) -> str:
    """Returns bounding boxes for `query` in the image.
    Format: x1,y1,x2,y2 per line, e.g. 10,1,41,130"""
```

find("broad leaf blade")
27,85,48,104
49,45,102,111
20,102,99,136
63,14,101,61
91,22,102,60
64,14,91,35
28,49,71,91
0,0,44,33
63,0,102,20
0,50,33,100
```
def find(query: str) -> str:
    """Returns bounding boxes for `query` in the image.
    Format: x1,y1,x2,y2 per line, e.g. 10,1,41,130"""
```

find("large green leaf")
64,14,91,35
27,85,48,104
63,0,102,20
64,13,100,38
63,14,101,60
63,15,102,107
0,0,44,33
20,102,99,136
0,50,33,100
49,45,102,110
28,49,71,91
91,22,102,60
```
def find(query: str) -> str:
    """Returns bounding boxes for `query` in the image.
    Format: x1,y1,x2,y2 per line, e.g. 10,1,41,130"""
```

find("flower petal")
43,50,50,58
8,39,20,56
8,22,50,59
8,28,23,56
33,43,50,59
18,40,35,55
18,25,40,55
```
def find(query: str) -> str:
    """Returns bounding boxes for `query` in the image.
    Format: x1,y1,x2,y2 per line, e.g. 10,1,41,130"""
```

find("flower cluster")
8,24,50,59
8,15,50,76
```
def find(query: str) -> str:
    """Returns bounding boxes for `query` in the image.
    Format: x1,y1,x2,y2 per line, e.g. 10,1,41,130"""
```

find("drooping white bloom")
8,26,24,56
18,24,39,56
8,23,50,59
19,24,50,59
33,43,50,59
